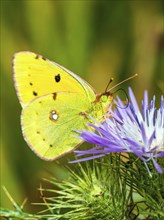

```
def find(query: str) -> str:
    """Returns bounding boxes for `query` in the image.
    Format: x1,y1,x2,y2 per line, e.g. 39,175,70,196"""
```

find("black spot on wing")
34,54,46,61
41,56,46,61
53,93,57,100
33,91,38,96
35,54,39,59
29,82,33,86
55,74,61,83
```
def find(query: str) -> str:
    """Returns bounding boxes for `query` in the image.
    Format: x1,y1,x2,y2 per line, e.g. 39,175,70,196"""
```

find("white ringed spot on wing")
49,110,58,121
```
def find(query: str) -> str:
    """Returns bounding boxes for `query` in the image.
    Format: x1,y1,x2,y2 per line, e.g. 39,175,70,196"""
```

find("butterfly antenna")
105,77,114,92
107,73,138,92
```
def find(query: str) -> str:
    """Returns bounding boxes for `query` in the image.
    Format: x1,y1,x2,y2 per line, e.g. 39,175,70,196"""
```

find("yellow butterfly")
13,51,113,160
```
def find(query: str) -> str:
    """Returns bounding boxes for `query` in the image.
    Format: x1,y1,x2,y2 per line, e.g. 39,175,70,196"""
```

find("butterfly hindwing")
21,92,91,160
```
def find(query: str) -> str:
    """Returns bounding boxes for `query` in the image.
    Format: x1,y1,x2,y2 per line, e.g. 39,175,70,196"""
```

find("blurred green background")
1,0,163,213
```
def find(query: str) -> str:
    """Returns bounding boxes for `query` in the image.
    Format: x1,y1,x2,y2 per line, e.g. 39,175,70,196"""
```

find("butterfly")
13,51,114,160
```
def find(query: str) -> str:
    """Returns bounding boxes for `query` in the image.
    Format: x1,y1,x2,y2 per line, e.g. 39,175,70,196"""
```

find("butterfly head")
94,91,113,115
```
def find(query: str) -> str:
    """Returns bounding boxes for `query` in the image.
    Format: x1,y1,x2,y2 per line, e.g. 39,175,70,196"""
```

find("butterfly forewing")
13,51,96,107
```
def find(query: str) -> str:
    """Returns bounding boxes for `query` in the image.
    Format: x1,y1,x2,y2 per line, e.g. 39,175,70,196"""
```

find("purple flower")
74,88,164,174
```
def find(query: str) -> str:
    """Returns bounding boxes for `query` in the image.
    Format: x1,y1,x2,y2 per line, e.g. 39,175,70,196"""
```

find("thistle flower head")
74,88,164,174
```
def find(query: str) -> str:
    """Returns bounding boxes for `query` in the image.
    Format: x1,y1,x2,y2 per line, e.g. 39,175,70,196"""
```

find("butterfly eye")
50,110,58,121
